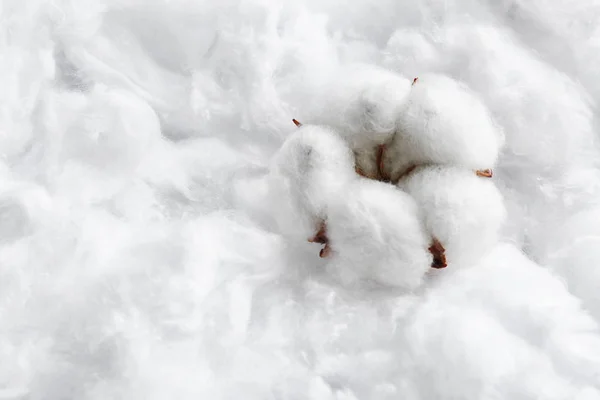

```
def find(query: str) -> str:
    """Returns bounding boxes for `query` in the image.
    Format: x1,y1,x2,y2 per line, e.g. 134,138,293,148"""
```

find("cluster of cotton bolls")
268,64,506,290
6,0,600,399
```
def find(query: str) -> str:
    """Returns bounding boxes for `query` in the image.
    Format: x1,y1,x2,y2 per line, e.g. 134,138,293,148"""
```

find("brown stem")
429,238,447,269
355,165,369,178
319,243,332,258
475,169,493,178
376,144,389,182
308,221,331,257
307,222,328,244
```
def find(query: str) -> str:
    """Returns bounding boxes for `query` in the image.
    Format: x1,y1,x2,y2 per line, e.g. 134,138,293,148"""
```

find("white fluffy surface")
3,1,600,399
325,178,432,290
268,124,354,241
301,64,412,177
384,73,504,181
268,124,433,290
398,165,507,268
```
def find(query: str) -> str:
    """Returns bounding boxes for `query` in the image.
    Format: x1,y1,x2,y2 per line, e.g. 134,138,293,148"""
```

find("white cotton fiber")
29,86,165,208
447,244,600,388
382,29,441,79
35,85,162,177
60,86,161,173
325,178,432,290
542,207,600,321
267,124,355,240
398,165,507,267
383,73,504,182
394,242,600,399
303,64,412,178
6,0,600,399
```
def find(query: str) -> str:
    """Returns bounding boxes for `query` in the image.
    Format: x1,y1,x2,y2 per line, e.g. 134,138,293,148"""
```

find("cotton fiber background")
3,0,600,399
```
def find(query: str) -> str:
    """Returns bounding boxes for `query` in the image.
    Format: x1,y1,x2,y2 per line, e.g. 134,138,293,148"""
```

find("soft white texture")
302,64,411,178
3,0,600,399
268,125,433,291
398,165,507,268
325,178,432,290
399,243,600,399
267,124,355,240
384,73,504,182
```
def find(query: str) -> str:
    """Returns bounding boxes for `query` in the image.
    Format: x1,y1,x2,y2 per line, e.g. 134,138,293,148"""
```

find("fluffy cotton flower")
325,178,432,290
267,123,434,289
303,64,412,178
267,124,356,240
383,73,504,182
397,165,507,268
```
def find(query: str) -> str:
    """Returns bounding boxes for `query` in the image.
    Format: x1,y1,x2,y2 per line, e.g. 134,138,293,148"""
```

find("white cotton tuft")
63,86,162,173
325,178,432,290
267,124,355,240
382,29,441,78
38,86,162,178
543,207,600,321
303,64,412,178
384,73,504,182
6,1,600,398
398,165,507,268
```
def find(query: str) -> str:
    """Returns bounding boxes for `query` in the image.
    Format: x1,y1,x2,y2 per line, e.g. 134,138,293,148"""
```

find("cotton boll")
325,179,432,290
304,64,411,178
398,165,506,267
305,64,411,148
383,73,504,182
267,125,355,240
